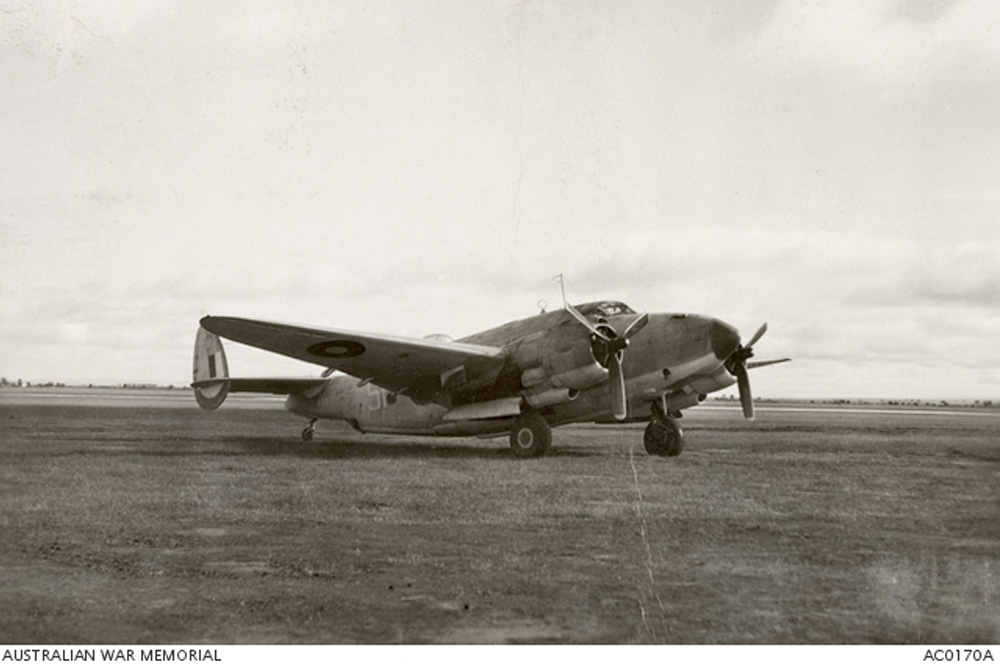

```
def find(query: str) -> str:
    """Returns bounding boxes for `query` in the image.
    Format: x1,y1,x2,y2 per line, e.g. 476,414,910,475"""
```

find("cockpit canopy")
574,301,636,320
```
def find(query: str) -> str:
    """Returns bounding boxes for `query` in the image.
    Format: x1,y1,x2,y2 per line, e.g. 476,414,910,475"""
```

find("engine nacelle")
664,391,707,412
507,325,608,392
523,387,579,408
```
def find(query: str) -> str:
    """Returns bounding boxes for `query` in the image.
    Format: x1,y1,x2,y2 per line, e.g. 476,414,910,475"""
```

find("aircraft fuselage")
285,310,740,437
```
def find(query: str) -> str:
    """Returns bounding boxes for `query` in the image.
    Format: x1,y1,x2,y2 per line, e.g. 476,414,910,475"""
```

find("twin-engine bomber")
192,297,788,457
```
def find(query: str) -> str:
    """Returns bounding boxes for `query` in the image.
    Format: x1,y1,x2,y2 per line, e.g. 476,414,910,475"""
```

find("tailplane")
192,326,230,410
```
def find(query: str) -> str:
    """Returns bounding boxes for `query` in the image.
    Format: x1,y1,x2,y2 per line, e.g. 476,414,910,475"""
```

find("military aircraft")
192,292,788,457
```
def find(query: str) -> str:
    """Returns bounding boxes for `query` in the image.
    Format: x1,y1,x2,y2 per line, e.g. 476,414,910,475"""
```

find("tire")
644,416,683,457
301,428,314,442
509,412,552,458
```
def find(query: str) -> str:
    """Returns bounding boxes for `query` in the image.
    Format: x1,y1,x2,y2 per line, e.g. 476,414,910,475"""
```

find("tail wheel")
301,418,317,442
509,412,552,458
644,416,683,457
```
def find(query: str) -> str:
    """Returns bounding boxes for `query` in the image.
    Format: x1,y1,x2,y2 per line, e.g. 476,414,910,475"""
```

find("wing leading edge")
199,316,506,404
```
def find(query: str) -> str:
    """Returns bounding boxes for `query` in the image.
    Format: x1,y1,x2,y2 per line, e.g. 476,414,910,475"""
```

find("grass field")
0,393,997,644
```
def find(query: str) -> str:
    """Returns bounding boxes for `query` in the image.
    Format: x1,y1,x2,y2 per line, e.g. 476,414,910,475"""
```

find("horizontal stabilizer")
198,377,328,396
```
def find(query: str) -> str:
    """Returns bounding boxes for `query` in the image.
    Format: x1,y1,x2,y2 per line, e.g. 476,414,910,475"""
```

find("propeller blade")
565,301,610,341
622,313,650,340
601,313,649,361
735,362,755,421
609,352,628,421
745,322,768,349
747,358,791,370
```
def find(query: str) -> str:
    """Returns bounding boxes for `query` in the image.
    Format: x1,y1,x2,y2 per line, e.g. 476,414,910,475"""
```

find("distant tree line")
711,393,995,408
0,378,67,388
0,379,178,390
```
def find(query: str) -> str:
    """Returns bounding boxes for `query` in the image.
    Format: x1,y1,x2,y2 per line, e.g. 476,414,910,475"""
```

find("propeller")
564,301,649,421
726,323,790,421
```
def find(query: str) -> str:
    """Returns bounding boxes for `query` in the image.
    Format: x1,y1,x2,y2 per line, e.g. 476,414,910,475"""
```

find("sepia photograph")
1,0,998,652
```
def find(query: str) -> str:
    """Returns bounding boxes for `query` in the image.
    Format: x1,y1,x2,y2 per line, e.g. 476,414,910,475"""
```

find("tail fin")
192,326,230,410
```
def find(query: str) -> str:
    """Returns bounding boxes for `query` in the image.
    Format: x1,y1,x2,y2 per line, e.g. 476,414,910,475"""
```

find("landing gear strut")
301,418,317,442
644,415,683,457
509,412,552,458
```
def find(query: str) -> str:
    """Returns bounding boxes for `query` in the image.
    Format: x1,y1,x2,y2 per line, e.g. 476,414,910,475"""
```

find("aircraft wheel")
644,416,683,457
301,427,315,442
509,412,552,458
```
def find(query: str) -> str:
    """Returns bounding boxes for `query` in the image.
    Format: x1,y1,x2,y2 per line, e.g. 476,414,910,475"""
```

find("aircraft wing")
199,316,506,404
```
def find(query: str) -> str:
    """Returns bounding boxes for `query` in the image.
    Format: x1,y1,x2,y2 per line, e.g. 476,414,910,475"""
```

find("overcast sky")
2,0,998,399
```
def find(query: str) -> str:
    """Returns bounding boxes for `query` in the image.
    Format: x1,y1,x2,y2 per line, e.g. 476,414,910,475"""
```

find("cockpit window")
576,301,636,318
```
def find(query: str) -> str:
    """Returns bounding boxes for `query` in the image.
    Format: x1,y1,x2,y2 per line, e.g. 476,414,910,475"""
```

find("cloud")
2,2,996,399
752,0,1000,82
905,244,1000,306
855,242,1000,308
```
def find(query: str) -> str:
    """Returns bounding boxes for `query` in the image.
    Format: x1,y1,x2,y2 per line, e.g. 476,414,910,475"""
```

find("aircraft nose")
710,319,741,360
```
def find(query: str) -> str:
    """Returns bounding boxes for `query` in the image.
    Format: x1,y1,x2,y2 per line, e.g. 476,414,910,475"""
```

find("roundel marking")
307,340,366,359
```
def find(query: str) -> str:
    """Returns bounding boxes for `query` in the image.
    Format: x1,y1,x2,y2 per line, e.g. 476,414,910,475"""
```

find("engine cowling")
507,325,608,392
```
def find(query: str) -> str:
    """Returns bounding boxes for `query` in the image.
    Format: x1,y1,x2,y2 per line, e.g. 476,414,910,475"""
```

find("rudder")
192,326,230,410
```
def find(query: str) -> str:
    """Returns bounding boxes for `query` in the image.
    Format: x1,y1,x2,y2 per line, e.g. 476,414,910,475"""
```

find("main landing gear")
301,418,317,442
509,412,552,458
644,414,683,457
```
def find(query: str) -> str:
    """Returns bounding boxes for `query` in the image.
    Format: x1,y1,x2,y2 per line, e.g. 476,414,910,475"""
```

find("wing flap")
442,397,522,422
